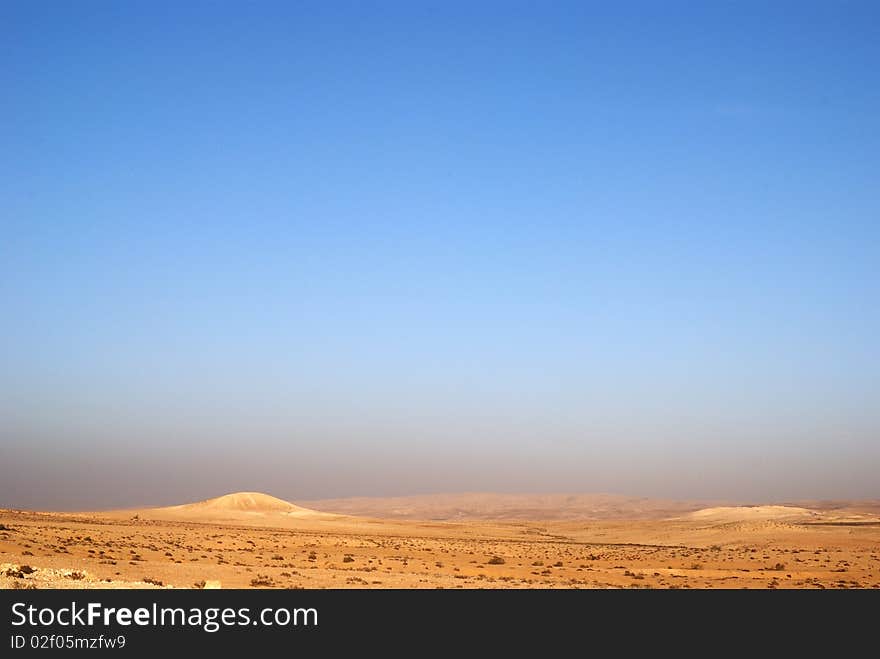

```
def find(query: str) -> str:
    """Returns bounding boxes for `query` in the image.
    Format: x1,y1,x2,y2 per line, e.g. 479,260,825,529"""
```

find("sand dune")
685,505,818,522
141,492,332,522
165,492,308,513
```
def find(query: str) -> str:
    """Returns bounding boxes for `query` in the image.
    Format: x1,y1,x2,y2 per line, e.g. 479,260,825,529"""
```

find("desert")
6,0,880,605
2,492,878,590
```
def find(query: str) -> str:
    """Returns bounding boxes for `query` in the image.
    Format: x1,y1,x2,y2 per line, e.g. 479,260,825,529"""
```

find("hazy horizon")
3,3,879,510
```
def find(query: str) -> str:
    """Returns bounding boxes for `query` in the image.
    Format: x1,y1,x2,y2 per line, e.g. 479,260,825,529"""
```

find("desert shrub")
250,575,274,587
143,577,163,586
65,571,86,581
193,580,206,589
487,556,505,565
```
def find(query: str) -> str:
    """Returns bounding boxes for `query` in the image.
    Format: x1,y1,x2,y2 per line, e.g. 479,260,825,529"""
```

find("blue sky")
2,2,879,508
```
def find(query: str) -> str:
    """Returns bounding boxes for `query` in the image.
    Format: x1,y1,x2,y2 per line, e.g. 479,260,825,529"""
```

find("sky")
2,1,879,509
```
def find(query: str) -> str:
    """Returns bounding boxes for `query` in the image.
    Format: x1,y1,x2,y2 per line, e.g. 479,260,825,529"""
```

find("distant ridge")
298,492,714,521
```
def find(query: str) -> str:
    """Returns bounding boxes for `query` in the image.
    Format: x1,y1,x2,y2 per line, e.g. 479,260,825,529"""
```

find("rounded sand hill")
149,492,326,521
686,505,817,522
179,492,303,513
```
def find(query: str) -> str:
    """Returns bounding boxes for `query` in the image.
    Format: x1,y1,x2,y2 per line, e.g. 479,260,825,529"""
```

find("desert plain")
2,492,879,589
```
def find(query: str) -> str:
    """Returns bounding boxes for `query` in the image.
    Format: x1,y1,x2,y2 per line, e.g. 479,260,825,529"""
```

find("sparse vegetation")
0,496,876,591
250,574,275,587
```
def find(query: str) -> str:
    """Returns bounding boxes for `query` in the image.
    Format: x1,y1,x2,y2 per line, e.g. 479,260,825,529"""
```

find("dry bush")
250,575,274,587
5,565,36,578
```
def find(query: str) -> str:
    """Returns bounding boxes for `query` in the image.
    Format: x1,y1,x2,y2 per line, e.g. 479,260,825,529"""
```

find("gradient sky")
3,1,879,509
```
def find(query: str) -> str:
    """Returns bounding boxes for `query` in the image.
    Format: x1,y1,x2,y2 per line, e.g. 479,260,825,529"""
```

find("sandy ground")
2,493,879,589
